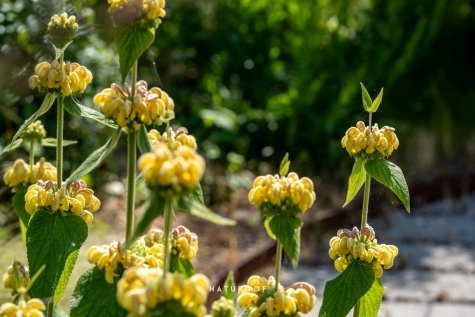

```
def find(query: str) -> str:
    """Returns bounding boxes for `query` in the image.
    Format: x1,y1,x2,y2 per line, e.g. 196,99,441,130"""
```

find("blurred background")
1,0,475,314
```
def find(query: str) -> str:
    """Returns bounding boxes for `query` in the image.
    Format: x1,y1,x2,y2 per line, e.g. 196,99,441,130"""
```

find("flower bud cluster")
171,225,199,260
2,262,29,295
237,276,317,317
0,299,45,317
138,142,205,195
20,121,46,143
205,296,237,317
87,228,168,284
328,225,398,278
24,180,100,224
47,12,78,48
117,267,210,317
3,158,57,189
93,81,175,129
108,0,166,28
341,121,399,159
148,127,197,150
29,60,93,96
249,173,316,217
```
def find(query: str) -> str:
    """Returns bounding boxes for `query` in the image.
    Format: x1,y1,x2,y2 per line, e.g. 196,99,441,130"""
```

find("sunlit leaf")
268,215,302,268
343,160,367,207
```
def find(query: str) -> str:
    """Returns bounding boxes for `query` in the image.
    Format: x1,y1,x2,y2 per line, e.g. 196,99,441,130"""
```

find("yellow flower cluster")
3,158,57,189
24,179,100,224
138,142,205,194
47,12,78,46
93,81,175,129
237,276,317,317
205,296,237,317
248,172,316,216
117,267,210,317
87,230,166,283
148,127,198,150
2,262,29,295
341,121,399,158
108,0,166,27
171,225,199,260
29,60,93,96
328,225,398,278
20,120,46,143
0,299,45,317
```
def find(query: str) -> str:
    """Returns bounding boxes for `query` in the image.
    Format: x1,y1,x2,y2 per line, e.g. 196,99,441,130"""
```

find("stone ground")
278,193,475,317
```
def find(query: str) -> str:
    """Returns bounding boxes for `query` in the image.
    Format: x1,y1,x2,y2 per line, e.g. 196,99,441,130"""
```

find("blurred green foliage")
1,0,474,198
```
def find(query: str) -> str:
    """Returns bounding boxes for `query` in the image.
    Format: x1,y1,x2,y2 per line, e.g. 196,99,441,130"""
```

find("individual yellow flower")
93,81,175,129
2,262,29,295
148,127,197,150
117,267,209,317
20,121,47,143
248,172,315,217
341,121,399,159
47,12,79,48
3,158,57,189
328,225,398,278
0,298,45,317
138,142,205,195
87,228,167,284
171,225,199,260
24,179,100,224
237,276,316,317
29,60,92,96
108,0,166,28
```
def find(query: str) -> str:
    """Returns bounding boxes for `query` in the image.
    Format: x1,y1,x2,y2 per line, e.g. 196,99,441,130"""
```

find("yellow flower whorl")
0,298,46,317
117,267,209,317
93,81,175,129
328,225,398,278
171,225,199,260
148,127,198,150
341,121,399,159
248,172,315,217
138,142,205,195
3,158,57,189
29,60,92,96
24,179,100,224
20,120,47,143
108,0,166,28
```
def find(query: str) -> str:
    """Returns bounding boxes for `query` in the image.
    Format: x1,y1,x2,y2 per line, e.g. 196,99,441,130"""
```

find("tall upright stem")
163,200,173,275
125,130,136,242
29,141,34,169
274,239,283,289
56,53,65,185
125,61,139,242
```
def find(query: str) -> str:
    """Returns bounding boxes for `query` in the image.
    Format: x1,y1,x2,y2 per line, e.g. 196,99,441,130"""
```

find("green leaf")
70,266,127,317
115,25,155,82
268,215,302,269
318,261,375,317
27,210,88,300
369,88,384,113
67,127,121,187
63,96,118,129
177,196,236,226
127,192,166,246
137,125,152,154
364,159,410,212
54,249,79,305
264,216,276,239
360,83,372,111
222,272,237,302
170,255,195,278
241,310,251,317
10,93,56,147
188,182,205,205
12,189,31,229
41,138,77,147
0,138,24,155
360,277,385,317
343,160,367,207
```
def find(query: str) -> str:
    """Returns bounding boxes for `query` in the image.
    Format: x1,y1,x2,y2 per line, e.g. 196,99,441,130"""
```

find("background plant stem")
163,200,173,275
29,141,34,169
275,239,283,289
125,129,136,242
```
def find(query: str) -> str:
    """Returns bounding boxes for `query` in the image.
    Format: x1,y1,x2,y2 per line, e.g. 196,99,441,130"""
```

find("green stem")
361,173,371,227
29,141,34,169
163,200,173,275
130,62,138,101
125,129,136,242
56,53,64,185
353,300,360,317
275,239,283,289
47,299,54,317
